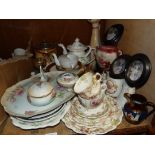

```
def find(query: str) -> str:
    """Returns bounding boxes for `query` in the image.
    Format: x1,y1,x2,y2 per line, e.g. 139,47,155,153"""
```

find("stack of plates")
62,96,123,135
1,71,75,129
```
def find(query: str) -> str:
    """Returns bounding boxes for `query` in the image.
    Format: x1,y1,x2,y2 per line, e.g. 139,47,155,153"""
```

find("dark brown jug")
123,93,155,124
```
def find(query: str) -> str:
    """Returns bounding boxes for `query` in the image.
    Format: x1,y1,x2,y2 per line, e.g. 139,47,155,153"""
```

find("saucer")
62,95,123,134
73,97,109,119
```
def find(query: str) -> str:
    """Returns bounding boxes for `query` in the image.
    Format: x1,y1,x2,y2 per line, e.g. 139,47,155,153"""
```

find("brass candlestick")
88,19,101,48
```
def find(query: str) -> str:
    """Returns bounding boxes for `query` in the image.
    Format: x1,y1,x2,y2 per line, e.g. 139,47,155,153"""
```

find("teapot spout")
52,53,61,67
58,43,68,55
85,46,96,57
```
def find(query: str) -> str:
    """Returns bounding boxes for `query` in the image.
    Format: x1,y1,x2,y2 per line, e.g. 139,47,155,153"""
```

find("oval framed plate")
109,54,131,79
104,24,124,46
124,53,151,88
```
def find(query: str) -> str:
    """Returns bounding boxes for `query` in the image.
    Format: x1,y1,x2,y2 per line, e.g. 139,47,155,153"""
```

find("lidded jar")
28,66,56,106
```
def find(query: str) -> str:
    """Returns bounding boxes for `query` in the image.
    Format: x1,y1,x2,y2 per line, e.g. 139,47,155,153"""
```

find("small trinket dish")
57,72,79,88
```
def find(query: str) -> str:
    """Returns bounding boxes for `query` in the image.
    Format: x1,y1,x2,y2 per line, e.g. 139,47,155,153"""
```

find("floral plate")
1,71,75,118
62,96,123,134
10,102,71,129
15,104,64,122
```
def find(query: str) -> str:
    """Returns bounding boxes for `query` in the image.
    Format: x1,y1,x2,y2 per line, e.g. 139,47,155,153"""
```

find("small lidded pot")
28,66,56,106
57,72,79,88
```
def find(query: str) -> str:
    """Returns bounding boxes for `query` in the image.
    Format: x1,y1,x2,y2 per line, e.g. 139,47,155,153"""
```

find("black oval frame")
109,54,131,79
124,53,152,88
103,24,124,46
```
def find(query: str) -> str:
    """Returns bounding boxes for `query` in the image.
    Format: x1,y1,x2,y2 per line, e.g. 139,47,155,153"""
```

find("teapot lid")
28,66,53,97
67,38,87,51
125,53,151,88
28,81,53,98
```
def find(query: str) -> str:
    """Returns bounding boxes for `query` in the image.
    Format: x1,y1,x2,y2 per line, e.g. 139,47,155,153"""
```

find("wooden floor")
0,115,153,135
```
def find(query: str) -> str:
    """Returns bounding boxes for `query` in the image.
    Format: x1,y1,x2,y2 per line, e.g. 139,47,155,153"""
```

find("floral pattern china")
62,96,123,134
10,102,71,129
1,71,75,118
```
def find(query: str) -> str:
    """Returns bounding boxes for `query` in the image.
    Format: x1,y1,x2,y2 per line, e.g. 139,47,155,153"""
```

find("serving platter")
1,71,75,118
62,96,123,135
10,102,71,129
17,104,64,121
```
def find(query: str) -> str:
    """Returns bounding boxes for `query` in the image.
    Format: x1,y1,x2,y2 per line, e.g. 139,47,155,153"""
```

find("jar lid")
124,53,152,88
28,81,54,98
103,24,124,46
109,54,131,79
67,38,87,51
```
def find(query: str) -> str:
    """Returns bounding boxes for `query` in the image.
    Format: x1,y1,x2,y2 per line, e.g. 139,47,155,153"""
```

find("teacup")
13,48,26,56
78,85,106,109
74,72,102,99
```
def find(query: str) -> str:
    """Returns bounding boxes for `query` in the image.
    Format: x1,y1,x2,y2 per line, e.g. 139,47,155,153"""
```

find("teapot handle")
58,43,68,55
85,46,96,57
145,101,155,117
124,93,131,103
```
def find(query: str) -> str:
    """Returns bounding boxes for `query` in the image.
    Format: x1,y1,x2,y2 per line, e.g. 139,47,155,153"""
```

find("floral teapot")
67,38,95,64
52,43,78,70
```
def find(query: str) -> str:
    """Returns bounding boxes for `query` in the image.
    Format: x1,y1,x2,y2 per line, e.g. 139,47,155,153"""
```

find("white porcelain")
57,72,79,88
1,71,75,118
10,102,71,129
67,38,95,64
13,48,26,56
96,46,122,70
52,52,78,70
116,82,135,108
67,38,87,57
28,66,56,106
23,104,63,121
74,97,108,118
14,104,65,123
62,96,123,135
78,86,106,109
74,72,102,99
28,89,56,106
106,77,125,98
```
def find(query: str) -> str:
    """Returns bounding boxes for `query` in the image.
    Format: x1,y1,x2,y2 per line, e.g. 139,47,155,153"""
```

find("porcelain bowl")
14,48,26,56
57,72,79,88
28,81,56,106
